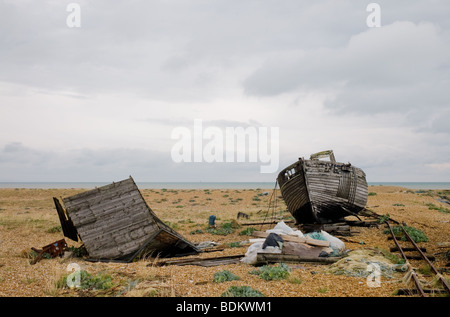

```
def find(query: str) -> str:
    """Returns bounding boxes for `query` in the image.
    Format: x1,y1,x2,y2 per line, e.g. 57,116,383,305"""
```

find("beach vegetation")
239,227,257,236
221,286,264,297
213,270,240,283
57,270,115,291
250,263,291,281
426,203,450,214
226,242,242,248
67,245,88,258
206,220,240,235
46,225,62,233
318,287,328,294
377,213,390,224
383,225,428,243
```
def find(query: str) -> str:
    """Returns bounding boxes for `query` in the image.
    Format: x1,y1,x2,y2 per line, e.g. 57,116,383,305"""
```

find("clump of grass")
213,270,241,283
368,192,377,196
46,226,62,234
28,250,52,263
417,265,432,276
250,263,291,281
206,221,240,236
67,245,88,258
226,242,242,248
383,225,428,243
288,277,303,285
239,227,257,236
426,203,450,214
377,247,406,264
57,270,114,291
377,213,390,224
318,287,328,294
221,286,264,297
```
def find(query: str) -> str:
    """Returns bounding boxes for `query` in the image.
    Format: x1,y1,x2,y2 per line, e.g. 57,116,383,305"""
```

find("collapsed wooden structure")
53,176,199,262
277,150,368,224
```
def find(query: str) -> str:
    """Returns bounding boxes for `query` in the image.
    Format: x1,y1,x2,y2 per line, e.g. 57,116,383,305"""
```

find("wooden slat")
256,253,340,264
251,231,330,247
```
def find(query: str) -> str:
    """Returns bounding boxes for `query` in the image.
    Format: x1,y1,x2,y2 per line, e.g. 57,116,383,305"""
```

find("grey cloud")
0,142,172,182
143,117,263,128
0,1,380,99
0,142,277,182
243,21,450,134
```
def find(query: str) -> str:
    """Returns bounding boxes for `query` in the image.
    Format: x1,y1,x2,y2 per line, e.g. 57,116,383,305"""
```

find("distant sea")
0,182,449,190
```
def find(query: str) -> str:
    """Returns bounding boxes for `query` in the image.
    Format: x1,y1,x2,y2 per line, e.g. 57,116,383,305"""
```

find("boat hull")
277,158,368,224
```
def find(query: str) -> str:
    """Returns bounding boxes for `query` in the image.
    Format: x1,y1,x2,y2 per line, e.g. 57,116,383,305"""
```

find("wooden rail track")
385,221,450,297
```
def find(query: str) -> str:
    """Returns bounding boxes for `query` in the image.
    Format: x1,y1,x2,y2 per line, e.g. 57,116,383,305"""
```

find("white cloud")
426,162,450,171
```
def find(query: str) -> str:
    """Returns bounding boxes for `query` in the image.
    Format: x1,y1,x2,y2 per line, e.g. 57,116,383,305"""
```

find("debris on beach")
30,239,68,264
53,176,199,263
277,150,368,224
328,249,408,278
242,221,345,265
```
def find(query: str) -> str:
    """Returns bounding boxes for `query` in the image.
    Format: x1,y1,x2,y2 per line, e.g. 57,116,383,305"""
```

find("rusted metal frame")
400,225,450,294
31,239,68,265
385,222,427,297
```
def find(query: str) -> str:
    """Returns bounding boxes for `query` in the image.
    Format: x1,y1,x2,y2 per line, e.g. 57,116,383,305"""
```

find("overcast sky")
1,0,449,183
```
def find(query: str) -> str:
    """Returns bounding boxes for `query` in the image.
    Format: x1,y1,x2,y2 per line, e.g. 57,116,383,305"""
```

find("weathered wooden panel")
55,176,199,262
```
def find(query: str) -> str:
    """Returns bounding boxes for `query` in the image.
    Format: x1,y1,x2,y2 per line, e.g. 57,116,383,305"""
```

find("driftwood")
153,254,244,267
240,219,295,226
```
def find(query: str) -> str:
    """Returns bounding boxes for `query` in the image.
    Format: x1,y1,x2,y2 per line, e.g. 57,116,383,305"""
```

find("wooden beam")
251,231,330,247
256,253,340,265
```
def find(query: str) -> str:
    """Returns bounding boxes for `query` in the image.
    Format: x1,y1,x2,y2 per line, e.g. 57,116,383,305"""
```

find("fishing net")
328,249,408,279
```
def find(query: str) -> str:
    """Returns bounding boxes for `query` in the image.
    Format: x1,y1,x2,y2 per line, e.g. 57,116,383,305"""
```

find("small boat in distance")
277,150,368,224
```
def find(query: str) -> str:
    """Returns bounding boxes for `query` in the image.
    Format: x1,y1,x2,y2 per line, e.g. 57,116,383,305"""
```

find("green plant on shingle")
377,214,390,224
250,263,291,281
213,270,241,283
46,226,62,234
221,286,264,297
426,203,450,214
383,225,428,243
239,227,257,236
226,242,242,248
206,221,240,236
57,270,114,291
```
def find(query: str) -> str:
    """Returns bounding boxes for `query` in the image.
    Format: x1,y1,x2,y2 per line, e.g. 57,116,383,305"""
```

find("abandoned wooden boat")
277,150,368,224
54,176,199,262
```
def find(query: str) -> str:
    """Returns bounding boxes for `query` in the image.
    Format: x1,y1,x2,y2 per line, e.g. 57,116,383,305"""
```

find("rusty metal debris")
31,239,68,265
53,176,199,263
